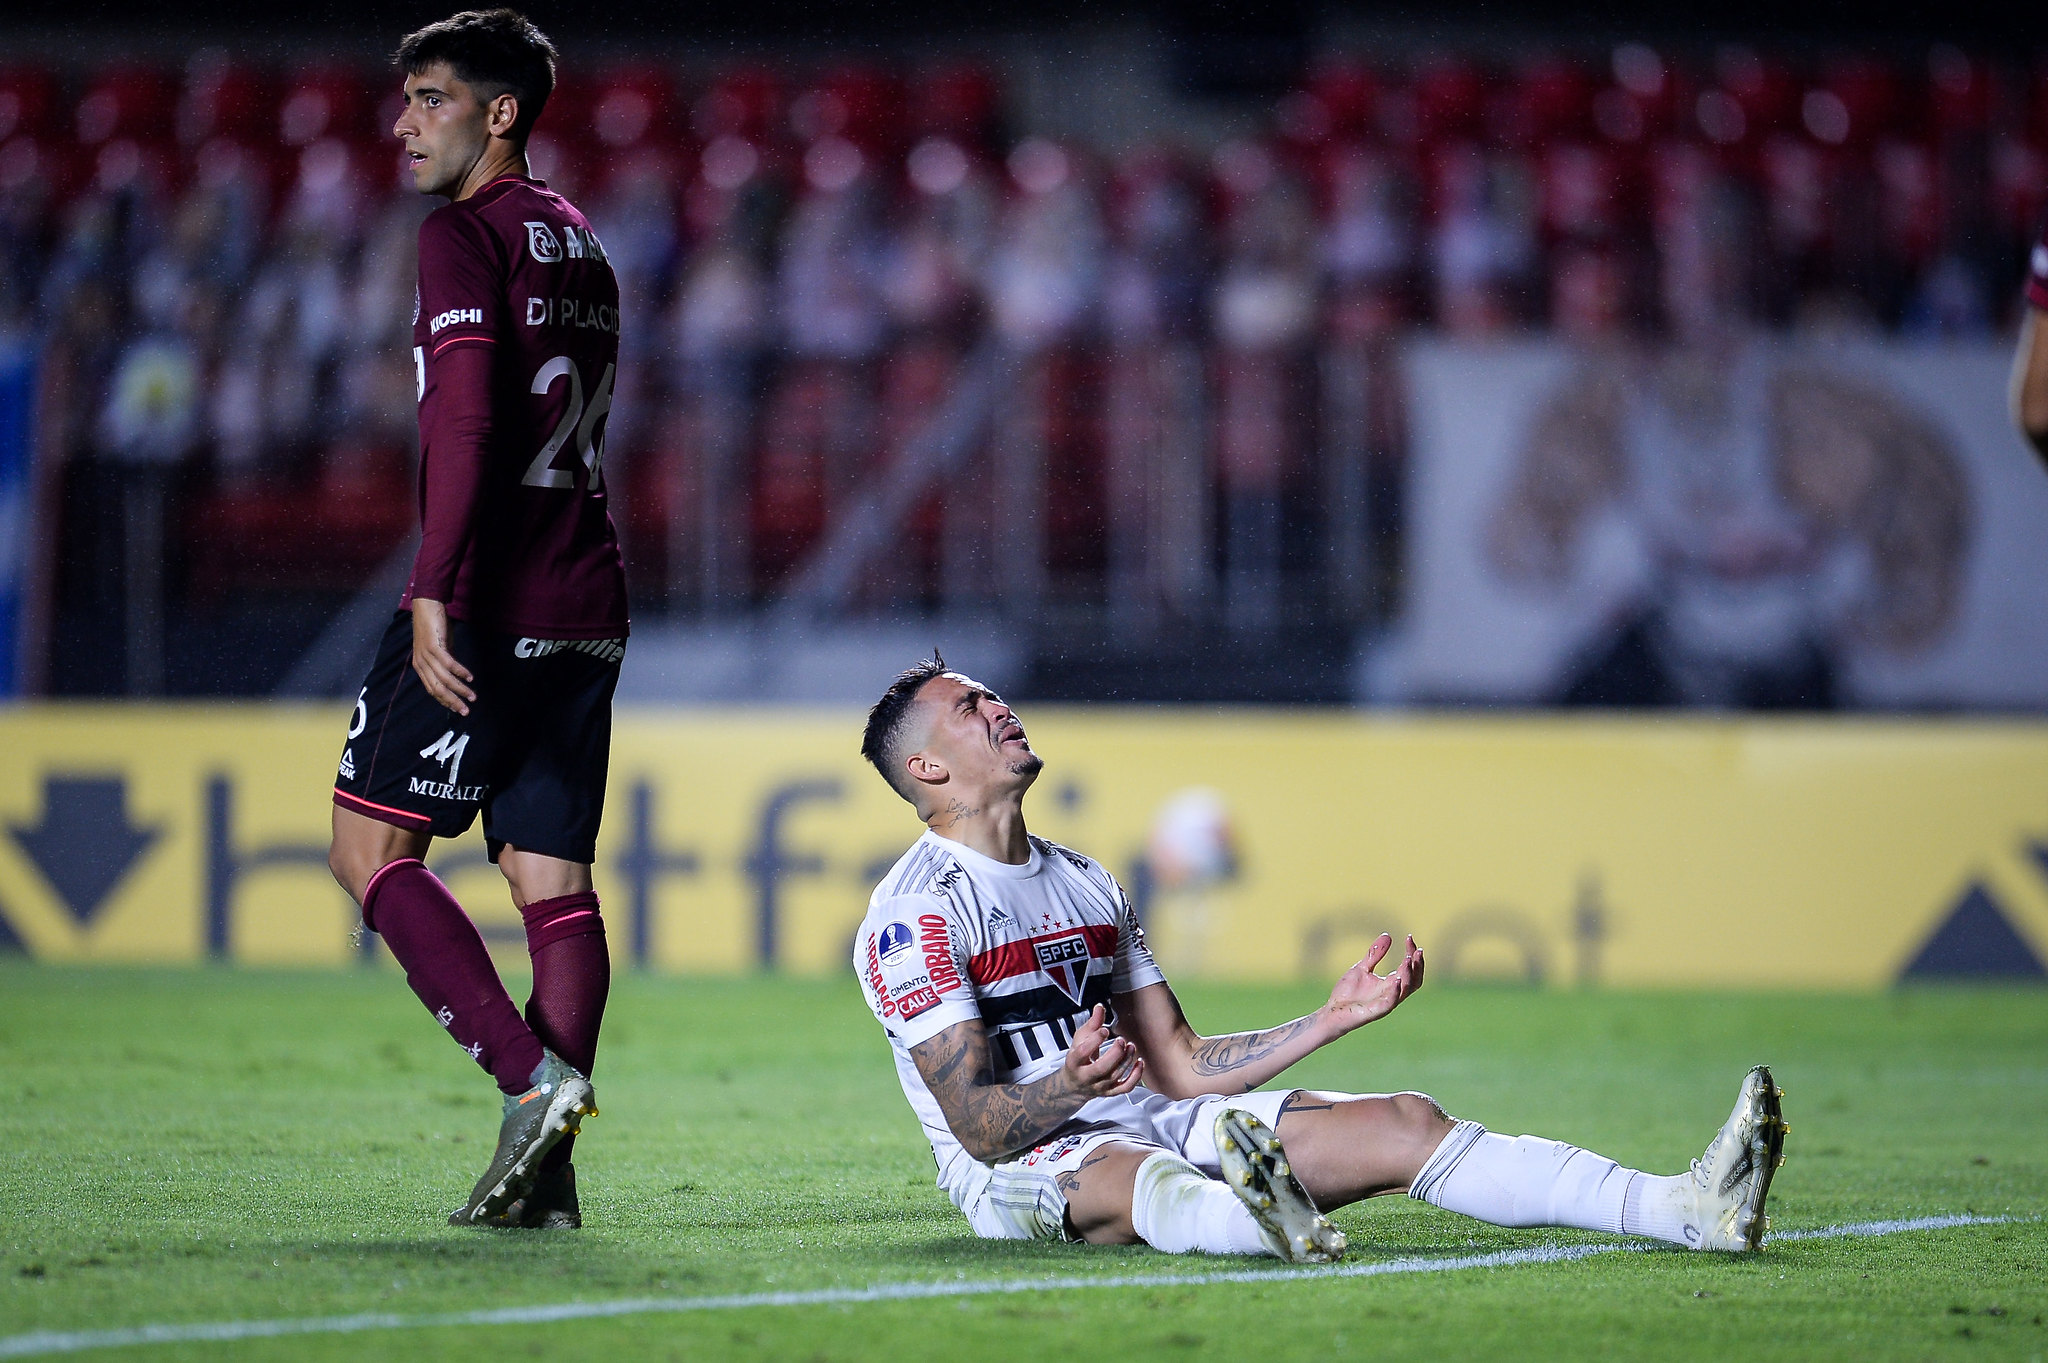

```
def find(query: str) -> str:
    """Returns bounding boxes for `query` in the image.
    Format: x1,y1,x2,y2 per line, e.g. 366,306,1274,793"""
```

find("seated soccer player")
854,657,1787,1260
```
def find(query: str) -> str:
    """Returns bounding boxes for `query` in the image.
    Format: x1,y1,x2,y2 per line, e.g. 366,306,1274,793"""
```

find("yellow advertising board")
0,705,2044,988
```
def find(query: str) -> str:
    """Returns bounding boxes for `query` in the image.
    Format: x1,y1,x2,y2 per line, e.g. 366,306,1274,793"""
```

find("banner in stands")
1,706,2043,987
1384,337,2048,710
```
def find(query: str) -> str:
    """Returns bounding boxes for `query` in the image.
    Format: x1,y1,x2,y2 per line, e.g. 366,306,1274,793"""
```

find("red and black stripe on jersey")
978,974,1117,1074
969,922,1120,1074
876,837,1141,1078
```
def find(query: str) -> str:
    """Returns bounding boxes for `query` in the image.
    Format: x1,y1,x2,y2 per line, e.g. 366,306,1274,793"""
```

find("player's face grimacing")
394,62,504,199
916,673,1043,795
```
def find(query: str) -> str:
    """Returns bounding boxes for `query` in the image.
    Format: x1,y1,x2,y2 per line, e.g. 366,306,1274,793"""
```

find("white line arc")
0,1214,2011,1358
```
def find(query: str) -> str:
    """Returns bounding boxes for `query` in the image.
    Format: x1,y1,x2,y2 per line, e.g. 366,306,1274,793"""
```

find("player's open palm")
1324,932,1425,1033
1064,1005,1144,1098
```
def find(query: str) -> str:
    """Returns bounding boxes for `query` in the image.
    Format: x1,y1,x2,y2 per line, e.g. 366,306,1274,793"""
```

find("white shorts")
959,1088,1295,1242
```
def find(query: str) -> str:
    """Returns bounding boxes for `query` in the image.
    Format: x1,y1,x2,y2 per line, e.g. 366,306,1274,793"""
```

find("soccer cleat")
474,1162,582,1229
1682,1064,1787,1252
449,1051,595,1227
1214,1107,1347,1264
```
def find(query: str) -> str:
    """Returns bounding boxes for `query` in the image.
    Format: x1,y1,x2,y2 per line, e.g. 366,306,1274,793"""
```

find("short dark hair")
397,9,557,143
861,652,949,805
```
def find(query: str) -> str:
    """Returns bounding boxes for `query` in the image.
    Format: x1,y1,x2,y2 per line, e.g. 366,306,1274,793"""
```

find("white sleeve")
857,893,982,1048
1109,879,1166,993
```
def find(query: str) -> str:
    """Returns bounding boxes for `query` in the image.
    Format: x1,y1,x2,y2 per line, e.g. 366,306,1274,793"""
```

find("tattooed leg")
1270,1090,1459,1209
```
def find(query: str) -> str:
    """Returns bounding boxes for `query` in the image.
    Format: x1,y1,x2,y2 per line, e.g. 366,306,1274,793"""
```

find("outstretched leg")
1274,1069,1787,1252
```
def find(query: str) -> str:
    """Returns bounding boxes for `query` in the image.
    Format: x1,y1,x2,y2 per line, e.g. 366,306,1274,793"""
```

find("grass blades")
1,966,2043,1361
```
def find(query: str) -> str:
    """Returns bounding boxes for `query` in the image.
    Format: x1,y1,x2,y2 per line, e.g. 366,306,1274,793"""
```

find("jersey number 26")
523,355,615,491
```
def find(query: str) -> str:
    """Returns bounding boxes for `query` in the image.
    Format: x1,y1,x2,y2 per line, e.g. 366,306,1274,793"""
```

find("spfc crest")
1034,932,1093,1006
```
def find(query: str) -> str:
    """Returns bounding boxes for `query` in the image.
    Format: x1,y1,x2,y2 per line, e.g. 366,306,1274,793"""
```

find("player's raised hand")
1323,933,1425,1034
1064,1004,1144,1098
410,598,477,717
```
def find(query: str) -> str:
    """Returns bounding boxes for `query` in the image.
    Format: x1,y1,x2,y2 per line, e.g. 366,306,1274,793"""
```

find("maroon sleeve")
411,209,503,603
2028,232,2048,312
411,345,493,602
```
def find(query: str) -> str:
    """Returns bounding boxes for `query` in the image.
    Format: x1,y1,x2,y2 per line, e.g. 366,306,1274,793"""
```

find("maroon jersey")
403,174,629,638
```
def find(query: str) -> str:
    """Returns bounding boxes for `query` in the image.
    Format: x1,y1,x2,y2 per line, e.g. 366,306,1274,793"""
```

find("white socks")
1129,1151,1273,1257
1409,1119,1694,1246
1126,1121,1698,1257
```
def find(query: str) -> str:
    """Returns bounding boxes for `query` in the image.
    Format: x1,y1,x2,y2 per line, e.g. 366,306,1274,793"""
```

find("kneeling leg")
1058,1141,1272,1256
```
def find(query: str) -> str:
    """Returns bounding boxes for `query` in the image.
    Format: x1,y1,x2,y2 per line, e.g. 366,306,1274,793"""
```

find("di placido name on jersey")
524,296,620,333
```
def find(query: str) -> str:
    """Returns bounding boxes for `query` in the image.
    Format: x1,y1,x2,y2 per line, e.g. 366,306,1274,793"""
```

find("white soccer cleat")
1214,1107,1347,1264
1682,1064,1788,1252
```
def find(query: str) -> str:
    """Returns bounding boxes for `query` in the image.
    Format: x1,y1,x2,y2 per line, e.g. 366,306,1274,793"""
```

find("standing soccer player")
326,9,627,1228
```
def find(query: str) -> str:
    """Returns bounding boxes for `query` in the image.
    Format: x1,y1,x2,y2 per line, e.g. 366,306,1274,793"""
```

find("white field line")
0,1214,2013,1358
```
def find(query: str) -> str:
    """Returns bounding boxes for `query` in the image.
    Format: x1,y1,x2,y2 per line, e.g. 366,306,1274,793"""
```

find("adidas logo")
989,905,1012,927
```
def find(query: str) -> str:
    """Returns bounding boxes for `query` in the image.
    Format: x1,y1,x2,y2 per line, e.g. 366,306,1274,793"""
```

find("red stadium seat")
1292,60,1383,146
751,362,837,585
188,456,412,597
1539,141,1632,242
1819,55,1903,148
0,66,61,143
1508,59,1597,147
279,64,379,148
1990,136,2047,242
1716,48,1801,142
909,61,1000,153
1875,137,1943,267
793,64,906,159
591,63,681,152
75,65,177,147
1926,46,1993,136
178,60,271,147
1413,59,1490,145
695,66,785,146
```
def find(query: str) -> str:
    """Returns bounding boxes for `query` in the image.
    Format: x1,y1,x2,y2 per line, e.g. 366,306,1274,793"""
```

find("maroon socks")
362,858,546,1095
519,891,610,1174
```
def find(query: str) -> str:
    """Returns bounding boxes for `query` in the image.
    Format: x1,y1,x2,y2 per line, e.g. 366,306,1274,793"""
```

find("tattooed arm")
1114,932,1426,1099
909,1004,1144,1163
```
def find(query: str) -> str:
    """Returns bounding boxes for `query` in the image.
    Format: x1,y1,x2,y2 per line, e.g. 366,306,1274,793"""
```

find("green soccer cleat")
474,1162,582,1229
450,1051,596,1227
1214,1107,1347,1263
1684,1064,1788,1252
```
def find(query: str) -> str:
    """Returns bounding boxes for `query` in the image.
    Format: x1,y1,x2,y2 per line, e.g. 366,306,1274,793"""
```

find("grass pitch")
1,965,2044,1362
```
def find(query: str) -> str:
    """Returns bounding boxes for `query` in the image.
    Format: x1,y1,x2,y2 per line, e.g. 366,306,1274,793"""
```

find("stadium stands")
3,42,2039,687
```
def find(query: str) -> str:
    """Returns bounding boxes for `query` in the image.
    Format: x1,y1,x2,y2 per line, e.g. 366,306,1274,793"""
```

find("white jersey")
854,829,1167,1203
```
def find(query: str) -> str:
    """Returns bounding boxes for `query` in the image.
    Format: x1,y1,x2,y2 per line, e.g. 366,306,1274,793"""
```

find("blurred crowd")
2,40,2040,629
